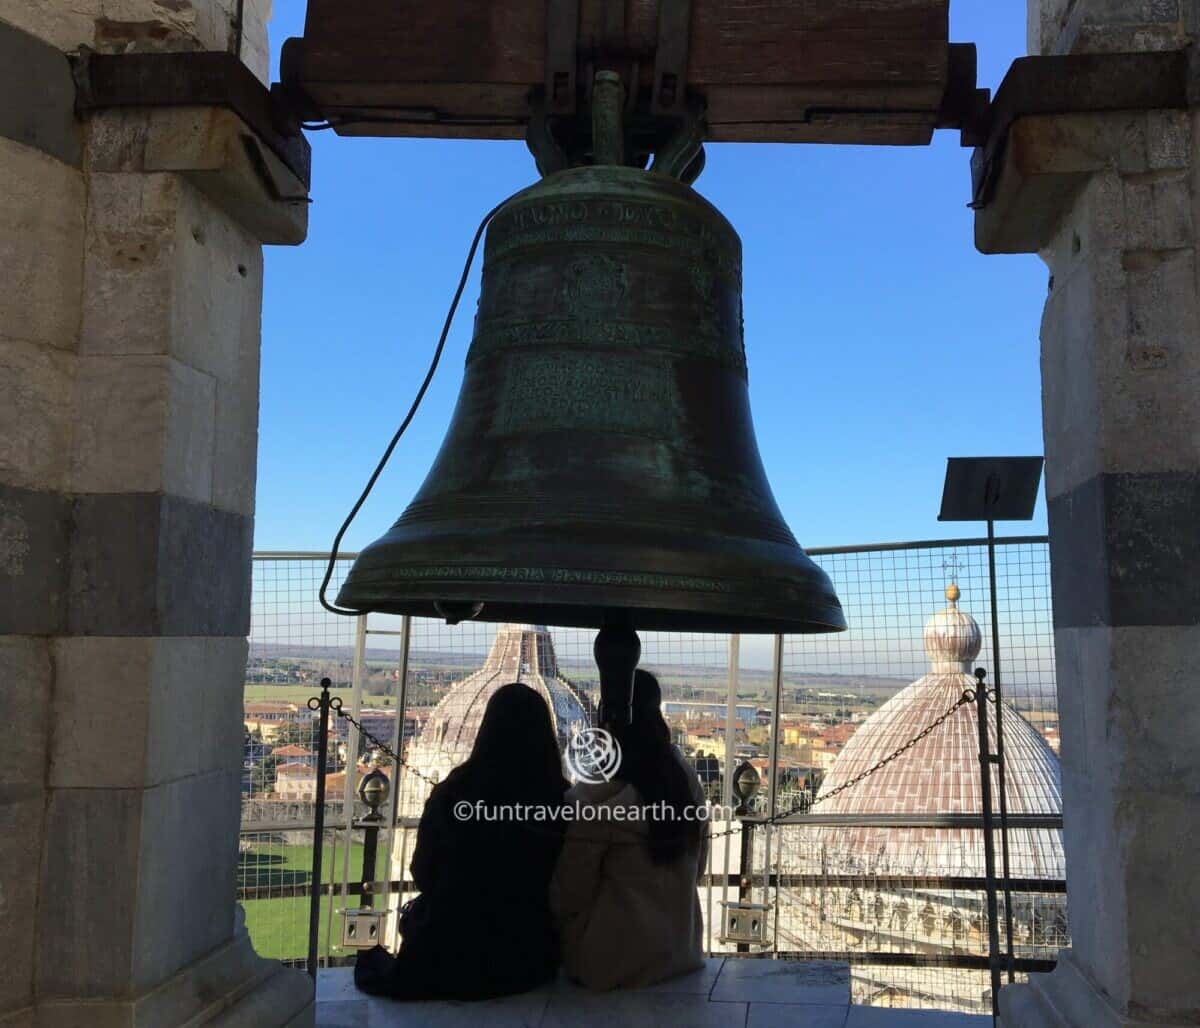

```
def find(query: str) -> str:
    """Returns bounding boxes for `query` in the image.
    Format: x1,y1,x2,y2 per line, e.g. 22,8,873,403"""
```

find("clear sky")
256,3,1047,554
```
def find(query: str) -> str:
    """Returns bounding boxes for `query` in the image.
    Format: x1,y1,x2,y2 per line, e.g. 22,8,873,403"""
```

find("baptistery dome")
811,585,1062,877
775,585,1066,1012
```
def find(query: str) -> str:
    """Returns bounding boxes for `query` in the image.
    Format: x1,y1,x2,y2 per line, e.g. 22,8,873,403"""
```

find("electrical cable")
318,197,507,616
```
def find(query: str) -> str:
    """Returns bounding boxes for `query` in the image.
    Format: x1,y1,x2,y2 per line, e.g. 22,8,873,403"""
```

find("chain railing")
239,537,1065,1011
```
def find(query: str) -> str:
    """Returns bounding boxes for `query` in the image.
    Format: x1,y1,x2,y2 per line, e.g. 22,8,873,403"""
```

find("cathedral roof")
409,623,592,769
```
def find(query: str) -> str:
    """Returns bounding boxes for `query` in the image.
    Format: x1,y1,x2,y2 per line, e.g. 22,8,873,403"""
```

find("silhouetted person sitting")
355,682,569,1000
552,669,709,989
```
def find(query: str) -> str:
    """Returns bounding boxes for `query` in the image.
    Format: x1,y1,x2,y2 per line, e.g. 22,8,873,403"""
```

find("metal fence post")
766,634,784,953
723,634,739,809
973,668,1002,1021
337,616,368,941
736,817,755,955
306,677,334,979
987,520,1018,983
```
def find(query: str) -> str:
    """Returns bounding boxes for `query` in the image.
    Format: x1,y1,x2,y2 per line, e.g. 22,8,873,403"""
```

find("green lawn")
244,684,352,705
239,837,392,961
243,683,402,708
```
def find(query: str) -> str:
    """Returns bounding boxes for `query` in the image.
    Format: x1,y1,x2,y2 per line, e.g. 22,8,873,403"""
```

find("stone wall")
0,0,270,82
1029,0,1195,55
0,2,308,1025
1038,113,1200,1025
994,3,1200,1026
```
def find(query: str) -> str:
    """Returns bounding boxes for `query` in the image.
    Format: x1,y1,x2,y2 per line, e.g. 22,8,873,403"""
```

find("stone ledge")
87,105,308,246
314,960,991,1027
998,950,1195,1028
975,110,1190,255
35,917,313,1028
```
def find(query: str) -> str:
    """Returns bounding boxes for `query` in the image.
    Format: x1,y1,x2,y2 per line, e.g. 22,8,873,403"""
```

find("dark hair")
448,683,569,804
612,669,702,865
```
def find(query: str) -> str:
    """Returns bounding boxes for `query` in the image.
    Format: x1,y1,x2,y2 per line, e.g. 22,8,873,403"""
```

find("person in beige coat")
551,670,710,990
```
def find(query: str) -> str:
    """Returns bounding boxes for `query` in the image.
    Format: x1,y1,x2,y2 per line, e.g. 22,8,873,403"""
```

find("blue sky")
256,3,1046,554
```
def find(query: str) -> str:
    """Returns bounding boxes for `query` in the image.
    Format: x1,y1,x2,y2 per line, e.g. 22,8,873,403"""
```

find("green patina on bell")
337,161,844,636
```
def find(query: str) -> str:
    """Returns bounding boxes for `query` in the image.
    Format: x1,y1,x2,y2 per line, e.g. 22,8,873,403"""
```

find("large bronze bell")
337,163,845,636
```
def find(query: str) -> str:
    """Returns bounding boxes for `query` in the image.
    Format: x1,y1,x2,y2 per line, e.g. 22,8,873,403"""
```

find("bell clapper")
594,615,641,728
433,600,485,625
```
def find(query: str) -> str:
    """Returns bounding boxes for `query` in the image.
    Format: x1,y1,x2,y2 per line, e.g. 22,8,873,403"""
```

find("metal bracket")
652,0,692,116
528,0,703,180
720,901,771,946
70,48,311,189
970,50,1190,212
649,99,705,182
545,0,580,116
340,907,390,950
525,93,572,176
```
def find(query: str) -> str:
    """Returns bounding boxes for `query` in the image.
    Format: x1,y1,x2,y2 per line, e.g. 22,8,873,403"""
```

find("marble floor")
315,958,993,1027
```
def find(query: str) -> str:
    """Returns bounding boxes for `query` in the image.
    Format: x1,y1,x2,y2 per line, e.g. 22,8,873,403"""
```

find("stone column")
0,2,311,1025
982,3,1200,1026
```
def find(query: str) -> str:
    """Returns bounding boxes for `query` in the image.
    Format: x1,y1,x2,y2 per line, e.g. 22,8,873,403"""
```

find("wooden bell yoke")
279,0,986,148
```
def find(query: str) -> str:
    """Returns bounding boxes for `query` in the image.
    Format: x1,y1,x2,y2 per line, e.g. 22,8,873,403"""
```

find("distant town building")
244,701,307,740
663,700,759,723
354,708,423,753
273,762,317,800
270,743,315,767
325,763,390,798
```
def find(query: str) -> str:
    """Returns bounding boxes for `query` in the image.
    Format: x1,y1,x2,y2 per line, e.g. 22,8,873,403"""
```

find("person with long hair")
355,682,569,1000
551,669,709,989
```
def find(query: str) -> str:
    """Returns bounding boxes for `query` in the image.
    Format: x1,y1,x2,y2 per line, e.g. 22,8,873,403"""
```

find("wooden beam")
285,0,953,146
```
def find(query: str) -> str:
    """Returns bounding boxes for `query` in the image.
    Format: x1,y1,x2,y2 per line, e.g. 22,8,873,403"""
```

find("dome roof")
802,586,1062,878
406,624,592,784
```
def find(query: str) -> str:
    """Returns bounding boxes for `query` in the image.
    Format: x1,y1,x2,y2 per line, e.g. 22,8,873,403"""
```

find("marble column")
984,3,1200,1025
0,2,311,1024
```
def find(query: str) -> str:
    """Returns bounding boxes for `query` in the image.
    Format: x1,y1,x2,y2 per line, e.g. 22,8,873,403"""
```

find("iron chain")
703,688,977,843
336,707,443,790
315,688,980,846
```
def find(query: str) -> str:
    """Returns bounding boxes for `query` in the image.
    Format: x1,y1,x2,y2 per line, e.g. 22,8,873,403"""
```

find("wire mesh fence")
238,537,1064,1007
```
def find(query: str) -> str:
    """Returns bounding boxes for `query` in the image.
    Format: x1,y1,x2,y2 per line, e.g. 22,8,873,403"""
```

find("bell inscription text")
494,352,678,437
